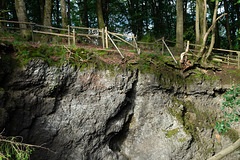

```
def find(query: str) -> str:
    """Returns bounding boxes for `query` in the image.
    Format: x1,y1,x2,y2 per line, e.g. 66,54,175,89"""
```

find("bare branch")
197,13,227,60
208,138,240,160
0,138,56,154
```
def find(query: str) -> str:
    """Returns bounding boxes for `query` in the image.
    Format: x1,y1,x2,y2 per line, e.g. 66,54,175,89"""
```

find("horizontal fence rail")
0,20,239,68
0,20,141,59
163,38,240,69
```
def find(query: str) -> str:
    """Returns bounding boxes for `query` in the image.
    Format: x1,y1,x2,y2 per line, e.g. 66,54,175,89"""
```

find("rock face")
0,59,239,160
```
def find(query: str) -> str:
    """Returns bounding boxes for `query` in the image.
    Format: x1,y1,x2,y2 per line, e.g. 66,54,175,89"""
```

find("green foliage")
0,136,34,160
215,85,240,134
165,128,179,138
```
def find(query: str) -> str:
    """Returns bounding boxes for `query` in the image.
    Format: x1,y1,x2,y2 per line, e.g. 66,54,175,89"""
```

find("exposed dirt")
215,64,240,85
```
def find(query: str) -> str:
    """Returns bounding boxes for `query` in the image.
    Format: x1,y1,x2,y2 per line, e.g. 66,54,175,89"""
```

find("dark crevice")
108,70,138,154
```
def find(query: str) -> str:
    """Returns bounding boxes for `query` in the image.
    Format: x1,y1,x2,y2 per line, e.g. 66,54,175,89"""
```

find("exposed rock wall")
0,59,239,160
119,73,239,160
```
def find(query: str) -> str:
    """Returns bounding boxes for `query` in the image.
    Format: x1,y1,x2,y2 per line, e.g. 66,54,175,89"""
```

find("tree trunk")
201,0,219,64
15,0,31,40
56,0,60,27
67,0,71,26
199,0,206,40
96,0,105,29
0,0,6,19
39,0,44,24
230,2,236,47
214,21,220,48
234,1,240,46
43,0,52,28
223,0,232,49
83,0,89,27
195,0,200,46
176,0,184,52
183,0,188,27
61,0,68,28
0,0,5,32
102,0,109,27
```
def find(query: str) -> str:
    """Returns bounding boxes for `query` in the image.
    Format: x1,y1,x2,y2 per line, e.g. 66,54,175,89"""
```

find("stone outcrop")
0,58,239,160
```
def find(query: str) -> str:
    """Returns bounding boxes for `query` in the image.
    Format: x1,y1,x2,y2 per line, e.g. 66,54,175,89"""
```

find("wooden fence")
1,20,239,68
164,39,240,69
211,48,240,69
0,20,140,59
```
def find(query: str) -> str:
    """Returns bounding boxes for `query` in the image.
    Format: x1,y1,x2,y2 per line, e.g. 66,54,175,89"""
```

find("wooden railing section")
0,20,239,68
0,20,140,59
165,39,240,69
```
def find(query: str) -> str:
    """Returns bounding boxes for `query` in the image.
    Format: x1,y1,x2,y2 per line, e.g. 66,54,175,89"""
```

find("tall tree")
67,0,71,26
56,0,60,27
176,0,184,51
83,0,89,27
0,0,6,19
102,0,109,26
223,0,232,49
15,0,31,39
43,0,52,27
0,0,6,32
195,0,200,45
96,0,105,29
39,0,44,24
195,0,206,47
61,0,68,28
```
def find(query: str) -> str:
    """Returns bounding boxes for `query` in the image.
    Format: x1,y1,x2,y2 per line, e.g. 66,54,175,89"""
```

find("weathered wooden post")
238,52,240,69
73,28,76,45
102,28,105,49
162,38,178,64
132,34,140,54
106,32,124,59
68,25,70,46
30,24,34,42
105,27,108,48
227,54,230,66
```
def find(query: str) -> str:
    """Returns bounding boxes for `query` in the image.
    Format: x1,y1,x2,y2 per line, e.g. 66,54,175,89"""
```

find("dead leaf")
216,134,221,142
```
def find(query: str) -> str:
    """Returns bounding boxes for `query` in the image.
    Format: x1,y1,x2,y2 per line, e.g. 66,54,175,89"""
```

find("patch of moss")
178,138,187,142
165,128,179,138
168,98,216,141
0,88,4,91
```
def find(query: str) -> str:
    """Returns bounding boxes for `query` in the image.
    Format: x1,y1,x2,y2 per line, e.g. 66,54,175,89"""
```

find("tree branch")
0,138,55,154
207,138,240,160
197,13,227,61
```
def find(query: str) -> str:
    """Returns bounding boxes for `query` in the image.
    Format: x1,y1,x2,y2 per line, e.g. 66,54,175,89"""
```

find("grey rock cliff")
0,59,239,160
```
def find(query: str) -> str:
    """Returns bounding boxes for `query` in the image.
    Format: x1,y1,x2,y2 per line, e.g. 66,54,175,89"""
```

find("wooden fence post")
227,54,230,66
73,28,76,45
105,27,108,48
106,32,124,59
132,34,140,54
68,25,70,46
238,52,240,69
162,38,178,64
102,28,105,49
30,24,34,42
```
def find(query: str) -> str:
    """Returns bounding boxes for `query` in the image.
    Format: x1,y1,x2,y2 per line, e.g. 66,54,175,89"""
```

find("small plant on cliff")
0,134,34,160
209,84,240,160
215,85,240,135
0,132,54,160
